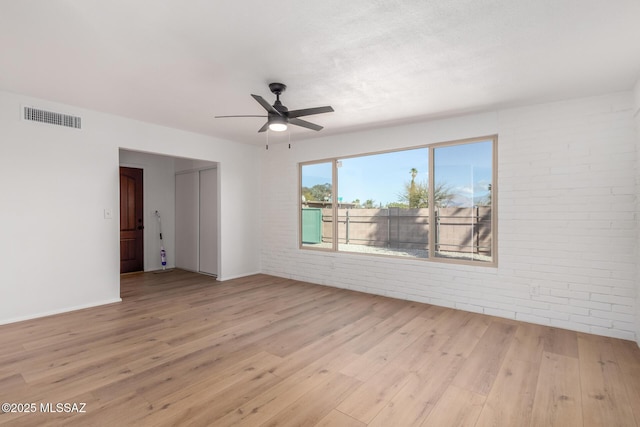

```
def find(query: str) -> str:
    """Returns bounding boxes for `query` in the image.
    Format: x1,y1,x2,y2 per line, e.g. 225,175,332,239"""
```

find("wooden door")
120,167,144,273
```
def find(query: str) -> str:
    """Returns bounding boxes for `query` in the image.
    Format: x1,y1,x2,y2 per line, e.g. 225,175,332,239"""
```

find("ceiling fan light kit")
216,82,334,133
268,120,288,132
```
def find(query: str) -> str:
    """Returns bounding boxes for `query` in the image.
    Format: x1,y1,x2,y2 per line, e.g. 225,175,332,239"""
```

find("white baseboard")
0,298,123,325
216,271,261,282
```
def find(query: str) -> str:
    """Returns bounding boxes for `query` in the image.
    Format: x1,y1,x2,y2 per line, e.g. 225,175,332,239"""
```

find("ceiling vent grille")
23,106,82,129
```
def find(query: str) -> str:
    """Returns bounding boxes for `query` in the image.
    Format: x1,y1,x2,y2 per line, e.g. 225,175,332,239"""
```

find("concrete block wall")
261,91,638,342
317,207,491,254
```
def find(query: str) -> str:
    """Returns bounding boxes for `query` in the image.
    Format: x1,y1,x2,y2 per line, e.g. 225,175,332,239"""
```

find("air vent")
23,106,82,129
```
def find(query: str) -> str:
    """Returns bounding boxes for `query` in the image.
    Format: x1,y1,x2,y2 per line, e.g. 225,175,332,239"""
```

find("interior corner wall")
261,91,639,342
119,149,177,272
634,77,640,347
0,89,261,324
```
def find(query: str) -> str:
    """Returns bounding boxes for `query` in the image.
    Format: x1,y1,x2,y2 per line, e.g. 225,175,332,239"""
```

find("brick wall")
261,91,638,342
498,94,637,340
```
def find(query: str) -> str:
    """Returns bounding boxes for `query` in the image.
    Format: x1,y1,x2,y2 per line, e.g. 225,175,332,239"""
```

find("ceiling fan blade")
290,117,323,131
214,115,267,118
251,94,281,115
287,106,334,119
257,122,270,133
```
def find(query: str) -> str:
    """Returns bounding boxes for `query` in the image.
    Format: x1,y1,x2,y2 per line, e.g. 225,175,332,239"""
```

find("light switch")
104,208,113,219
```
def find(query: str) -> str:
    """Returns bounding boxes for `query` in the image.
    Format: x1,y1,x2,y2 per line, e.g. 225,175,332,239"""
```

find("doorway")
118,150,219,280
119,166,144,273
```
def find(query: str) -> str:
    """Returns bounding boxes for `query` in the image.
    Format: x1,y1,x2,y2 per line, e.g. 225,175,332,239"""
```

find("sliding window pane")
301,162,334,249
433,140,493,262
337,148,429,258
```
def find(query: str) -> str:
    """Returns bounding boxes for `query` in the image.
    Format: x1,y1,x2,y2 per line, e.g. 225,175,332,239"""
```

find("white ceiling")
1,1,639,146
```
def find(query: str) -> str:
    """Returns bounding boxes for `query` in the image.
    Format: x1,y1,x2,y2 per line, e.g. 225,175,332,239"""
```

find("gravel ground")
303,243,491,262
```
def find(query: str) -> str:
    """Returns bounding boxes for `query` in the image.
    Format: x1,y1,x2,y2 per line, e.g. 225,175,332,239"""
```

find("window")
336,147,430,257
433,140,494,262
301,161,334,249
299,136,496,265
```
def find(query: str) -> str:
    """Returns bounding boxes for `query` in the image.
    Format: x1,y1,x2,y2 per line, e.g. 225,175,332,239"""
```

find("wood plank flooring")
1,269,639,426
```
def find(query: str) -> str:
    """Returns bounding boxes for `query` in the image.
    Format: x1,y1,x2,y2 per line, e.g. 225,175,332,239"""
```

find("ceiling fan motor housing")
269,111,288,124
272,100,288,114
268,82,287,96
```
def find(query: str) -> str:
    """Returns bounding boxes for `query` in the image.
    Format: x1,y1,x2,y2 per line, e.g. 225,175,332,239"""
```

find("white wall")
199,167,219,276
175,170,200,272
634,77,640,346
261,91,638,341
0,90,261,324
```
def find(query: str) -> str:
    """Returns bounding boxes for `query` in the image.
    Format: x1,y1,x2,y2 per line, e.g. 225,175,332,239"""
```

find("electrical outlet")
104,208,113,219
530,285,540,297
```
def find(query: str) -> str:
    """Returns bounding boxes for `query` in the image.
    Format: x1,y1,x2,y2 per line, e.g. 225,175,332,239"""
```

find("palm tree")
409,168,419,208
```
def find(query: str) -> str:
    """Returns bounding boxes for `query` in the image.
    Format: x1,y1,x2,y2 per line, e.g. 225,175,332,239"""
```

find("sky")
301,140,492,206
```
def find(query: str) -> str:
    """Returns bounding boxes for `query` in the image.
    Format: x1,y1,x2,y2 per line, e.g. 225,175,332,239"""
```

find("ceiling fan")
215,83,334,133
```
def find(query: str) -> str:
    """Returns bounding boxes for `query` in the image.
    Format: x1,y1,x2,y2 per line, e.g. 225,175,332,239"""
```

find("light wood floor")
1,270,639,426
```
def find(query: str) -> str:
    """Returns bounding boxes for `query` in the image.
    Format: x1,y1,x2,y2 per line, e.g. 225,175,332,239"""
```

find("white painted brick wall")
261,92,638,342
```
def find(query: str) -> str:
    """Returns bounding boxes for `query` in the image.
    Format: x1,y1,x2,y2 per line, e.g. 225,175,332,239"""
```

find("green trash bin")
302,208,322,244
